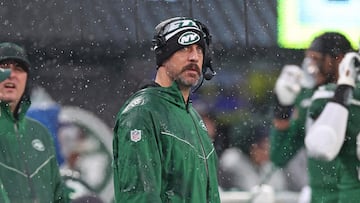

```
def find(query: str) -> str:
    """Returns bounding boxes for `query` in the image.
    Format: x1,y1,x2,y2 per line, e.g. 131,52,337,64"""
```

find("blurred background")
1,0,358,202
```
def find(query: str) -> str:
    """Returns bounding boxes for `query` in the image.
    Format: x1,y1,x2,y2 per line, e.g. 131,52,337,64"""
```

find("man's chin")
176,78,199,88
0,93,16,102
0,97,12,103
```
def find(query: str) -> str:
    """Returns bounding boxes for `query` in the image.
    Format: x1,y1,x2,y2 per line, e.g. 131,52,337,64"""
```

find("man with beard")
112,17,220,203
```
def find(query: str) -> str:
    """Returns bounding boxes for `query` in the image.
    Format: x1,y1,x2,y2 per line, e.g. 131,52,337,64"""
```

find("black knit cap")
152,17,207,67
0,42,31,73
308,32,353,57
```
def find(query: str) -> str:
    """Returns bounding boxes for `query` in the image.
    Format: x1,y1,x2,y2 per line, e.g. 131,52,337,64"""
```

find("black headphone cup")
152,34,166,51
153,17,186,50
204,69,214,80
203,64,216,80
202,41,215,81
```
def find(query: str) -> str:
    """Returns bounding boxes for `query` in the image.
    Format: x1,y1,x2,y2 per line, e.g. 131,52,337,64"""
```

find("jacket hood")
144,82,189,108
0,97,31,122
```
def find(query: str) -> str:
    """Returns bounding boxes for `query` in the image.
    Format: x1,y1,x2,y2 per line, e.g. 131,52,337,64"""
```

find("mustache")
182,63,201,75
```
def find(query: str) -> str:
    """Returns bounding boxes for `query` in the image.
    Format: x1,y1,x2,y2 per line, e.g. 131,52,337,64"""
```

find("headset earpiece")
152,17,186,52
202,55,216,81
152,32,166,52
196,20,215,81
204,68,215,80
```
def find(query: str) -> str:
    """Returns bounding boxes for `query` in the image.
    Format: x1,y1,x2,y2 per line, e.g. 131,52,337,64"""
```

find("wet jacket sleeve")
270,93,308,167
0,178,10,203
270,118,305,167
113,107,162,203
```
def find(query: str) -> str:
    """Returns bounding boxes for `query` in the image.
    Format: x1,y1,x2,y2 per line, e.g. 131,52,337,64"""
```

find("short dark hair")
308,32,353,57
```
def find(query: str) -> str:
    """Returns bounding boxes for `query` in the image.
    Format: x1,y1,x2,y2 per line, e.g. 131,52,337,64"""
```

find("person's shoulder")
311,83,336,101
295,87,315,108
24,117,54,143
25,116,48,129
25,117,52,136
307,84,336,118
131,86,163,100
120,87,162,114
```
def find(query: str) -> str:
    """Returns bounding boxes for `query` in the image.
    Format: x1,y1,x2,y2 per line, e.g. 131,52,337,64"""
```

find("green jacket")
113,82,220,203
270,87,339,203
309,83,360,202
0,100,69,203
270,88,314,166
0,178,10,203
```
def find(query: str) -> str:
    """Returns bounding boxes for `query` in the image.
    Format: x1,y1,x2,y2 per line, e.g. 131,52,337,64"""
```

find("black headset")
152,17,216,81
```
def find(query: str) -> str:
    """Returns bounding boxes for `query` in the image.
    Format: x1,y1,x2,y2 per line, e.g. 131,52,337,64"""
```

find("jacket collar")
159,81,192,109
0,98,31,122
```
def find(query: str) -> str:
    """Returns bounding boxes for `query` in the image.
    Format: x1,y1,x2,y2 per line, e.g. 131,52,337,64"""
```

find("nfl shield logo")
130,129,142,142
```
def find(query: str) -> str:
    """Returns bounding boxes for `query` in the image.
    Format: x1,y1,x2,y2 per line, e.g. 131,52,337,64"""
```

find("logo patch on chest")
130,129,142,142
32,139,45,151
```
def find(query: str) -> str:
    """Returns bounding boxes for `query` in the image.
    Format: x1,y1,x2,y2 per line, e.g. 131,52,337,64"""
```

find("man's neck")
154,78,190,104
9,101,18,113
178,86,190,103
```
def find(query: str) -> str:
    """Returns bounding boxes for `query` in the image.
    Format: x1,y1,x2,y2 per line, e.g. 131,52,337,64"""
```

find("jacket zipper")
14,123,39,203
188,110,210,202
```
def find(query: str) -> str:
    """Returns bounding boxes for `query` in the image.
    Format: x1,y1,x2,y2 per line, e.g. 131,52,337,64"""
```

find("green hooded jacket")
0,178,10,203
113,82,220,203
0,99,69,203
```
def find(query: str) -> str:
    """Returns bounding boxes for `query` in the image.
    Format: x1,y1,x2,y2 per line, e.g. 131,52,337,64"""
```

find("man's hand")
337,52,360,87
273,65,303,121
332,52,360,106
274,65,303,106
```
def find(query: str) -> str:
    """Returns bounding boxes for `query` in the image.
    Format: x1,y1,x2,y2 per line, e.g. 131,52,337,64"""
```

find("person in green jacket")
0,42,69,202
305,52,360,203
113,17,220,203
270,32,353,202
